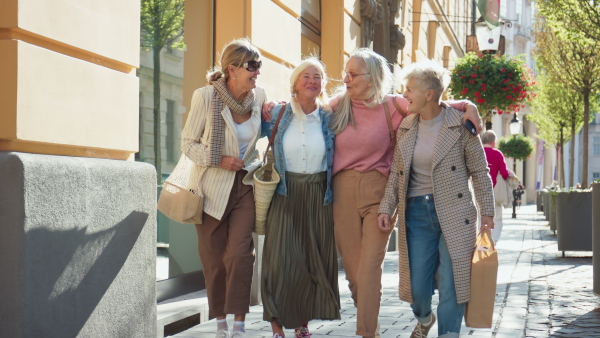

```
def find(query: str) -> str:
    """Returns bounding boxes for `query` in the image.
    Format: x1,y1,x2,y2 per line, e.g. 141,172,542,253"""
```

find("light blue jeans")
406,195,465,337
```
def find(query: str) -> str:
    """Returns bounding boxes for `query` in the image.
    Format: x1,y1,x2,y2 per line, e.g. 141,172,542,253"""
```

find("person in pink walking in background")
481,130,510,242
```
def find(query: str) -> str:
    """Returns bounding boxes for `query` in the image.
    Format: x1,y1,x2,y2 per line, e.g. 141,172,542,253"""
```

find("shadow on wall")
23,211,148,337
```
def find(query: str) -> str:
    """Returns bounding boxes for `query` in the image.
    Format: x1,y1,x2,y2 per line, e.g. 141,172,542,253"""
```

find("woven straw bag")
158,153,207,224
253,151,280,234
253,104,286,235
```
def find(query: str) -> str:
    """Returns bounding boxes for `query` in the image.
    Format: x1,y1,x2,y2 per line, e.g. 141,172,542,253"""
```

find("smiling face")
402,78,431,114
294,65,322,102
228,60,261,92
343,57,372,101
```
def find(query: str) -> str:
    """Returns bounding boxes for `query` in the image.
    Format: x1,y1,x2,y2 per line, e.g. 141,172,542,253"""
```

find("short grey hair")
400,59,450,101
481,130,497,145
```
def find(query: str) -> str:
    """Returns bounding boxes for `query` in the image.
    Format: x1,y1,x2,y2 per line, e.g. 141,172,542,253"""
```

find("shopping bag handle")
263,103,287,165
476,226,495,252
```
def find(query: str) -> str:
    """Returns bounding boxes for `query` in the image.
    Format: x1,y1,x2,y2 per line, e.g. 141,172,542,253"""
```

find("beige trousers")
195,170,255,318
333,170,393,337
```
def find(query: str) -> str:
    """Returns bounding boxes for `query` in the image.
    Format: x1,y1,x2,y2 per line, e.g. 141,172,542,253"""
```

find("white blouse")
282,108,327,174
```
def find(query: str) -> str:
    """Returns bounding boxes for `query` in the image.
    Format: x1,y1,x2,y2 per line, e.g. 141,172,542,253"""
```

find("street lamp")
509,113,522,135
510,113,523,218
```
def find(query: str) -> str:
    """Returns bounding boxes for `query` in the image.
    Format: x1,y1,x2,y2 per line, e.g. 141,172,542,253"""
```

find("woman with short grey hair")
378,59,495,338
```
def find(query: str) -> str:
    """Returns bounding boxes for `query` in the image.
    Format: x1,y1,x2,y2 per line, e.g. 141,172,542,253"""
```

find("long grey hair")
329,48,394,134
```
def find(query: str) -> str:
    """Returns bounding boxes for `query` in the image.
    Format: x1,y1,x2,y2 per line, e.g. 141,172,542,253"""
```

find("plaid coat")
379,106,495,304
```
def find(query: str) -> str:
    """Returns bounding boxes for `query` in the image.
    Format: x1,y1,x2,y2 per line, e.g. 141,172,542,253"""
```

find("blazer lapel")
221,106,237,138
432,107,463,169
399,115,419,181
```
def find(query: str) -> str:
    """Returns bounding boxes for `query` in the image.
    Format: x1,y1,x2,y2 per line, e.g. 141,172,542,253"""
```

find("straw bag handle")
263,103,287,164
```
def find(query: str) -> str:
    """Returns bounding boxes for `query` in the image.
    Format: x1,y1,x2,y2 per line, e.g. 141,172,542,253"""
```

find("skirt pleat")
261,171,340,328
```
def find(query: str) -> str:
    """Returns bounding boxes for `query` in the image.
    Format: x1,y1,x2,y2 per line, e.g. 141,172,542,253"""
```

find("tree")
532,13,600,187
448,52,536,128
528,72,585,187
540,0,600,42
141,0,185,185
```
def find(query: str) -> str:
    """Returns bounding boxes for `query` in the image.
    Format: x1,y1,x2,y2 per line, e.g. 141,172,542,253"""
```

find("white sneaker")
375,322,381,338
216,329,230,338
231,332,248,338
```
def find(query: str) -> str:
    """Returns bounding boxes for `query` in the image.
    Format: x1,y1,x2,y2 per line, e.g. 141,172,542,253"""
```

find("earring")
234,76,237,80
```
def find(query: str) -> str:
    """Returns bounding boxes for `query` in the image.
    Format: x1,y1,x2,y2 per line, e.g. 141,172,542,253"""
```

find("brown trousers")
333,170,393,337
195,170,255,317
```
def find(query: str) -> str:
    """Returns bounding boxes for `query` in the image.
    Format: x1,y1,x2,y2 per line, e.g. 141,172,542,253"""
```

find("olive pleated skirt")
261,171,341,328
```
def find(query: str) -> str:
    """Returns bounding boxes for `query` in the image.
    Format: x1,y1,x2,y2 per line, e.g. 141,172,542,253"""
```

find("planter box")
536,190,544,212
556,191,592,253
592,183,600,295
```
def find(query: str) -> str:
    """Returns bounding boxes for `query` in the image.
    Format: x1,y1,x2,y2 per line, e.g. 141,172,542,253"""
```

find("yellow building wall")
0,0,140,160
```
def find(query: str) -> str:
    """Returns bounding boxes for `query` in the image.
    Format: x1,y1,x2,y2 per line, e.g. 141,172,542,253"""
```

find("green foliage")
539,0,600,42
498,134,535,161
528,72,584,145
141,0,185,50
448,53,536,116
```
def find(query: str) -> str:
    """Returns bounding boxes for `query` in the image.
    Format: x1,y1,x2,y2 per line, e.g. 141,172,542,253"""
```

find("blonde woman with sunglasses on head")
180,38,266,338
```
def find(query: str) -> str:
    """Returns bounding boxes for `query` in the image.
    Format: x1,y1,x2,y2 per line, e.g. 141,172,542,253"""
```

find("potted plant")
448,52,536,129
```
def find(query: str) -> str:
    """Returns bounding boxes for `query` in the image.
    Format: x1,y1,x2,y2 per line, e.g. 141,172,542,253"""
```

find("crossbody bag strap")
383,100,396,150
263,103,287,164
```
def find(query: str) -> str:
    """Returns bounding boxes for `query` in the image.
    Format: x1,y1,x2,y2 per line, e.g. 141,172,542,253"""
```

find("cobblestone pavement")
173,205,600,337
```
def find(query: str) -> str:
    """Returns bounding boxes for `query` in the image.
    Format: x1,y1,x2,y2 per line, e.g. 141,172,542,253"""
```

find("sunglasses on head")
242,60,262,72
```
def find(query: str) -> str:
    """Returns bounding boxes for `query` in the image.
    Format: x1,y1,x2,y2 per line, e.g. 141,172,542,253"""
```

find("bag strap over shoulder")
263,103,287,164
383,101,396,149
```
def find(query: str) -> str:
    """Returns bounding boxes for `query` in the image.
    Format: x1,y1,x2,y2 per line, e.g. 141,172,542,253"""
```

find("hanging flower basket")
498,134,535,161
448,53,536,116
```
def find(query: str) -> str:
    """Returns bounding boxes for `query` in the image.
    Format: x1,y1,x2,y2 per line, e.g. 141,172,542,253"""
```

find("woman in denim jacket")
260,57,339,338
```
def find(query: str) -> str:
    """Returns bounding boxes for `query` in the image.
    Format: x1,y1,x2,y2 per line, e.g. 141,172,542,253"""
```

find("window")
516,0,523,23
593,172,600,180
166,99,176,162
301,0,321,57
593,137,600,156
500,0,507,19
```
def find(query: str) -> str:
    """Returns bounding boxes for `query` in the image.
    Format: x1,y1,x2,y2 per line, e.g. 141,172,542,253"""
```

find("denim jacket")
261,104,335,205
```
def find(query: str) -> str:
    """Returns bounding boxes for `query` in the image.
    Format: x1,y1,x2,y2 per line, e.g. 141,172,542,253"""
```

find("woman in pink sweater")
329,48,482,338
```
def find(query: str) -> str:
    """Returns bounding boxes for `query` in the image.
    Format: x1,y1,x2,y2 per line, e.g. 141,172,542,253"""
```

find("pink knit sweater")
332,95,469,176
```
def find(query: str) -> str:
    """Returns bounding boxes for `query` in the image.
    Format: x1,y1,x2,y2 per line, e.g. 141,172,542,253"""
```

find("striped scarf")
209,77,255,166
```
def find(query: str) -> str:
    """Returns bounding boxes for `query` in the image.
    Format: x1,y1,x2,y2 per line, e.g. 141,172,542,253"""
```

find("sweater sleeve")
393,96,472,115
498,150,510,180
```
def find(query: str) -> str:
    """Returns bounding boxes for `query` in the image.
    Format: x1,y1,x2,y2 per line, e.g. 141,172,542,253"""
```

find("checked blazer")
379,105,495,304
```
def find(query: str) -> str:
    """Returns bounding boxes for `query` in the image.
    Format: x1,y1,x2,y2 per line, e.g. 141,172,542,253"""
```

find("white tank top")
235,118,254,159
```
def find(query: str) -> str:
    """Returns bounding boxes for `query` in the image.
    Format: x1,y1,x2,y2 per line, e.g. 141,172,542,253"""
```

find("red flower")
501,68,506,72
506,95,512,99
471,74,477,78
476,98,485,103
469,80,475,84
461,88,468,95
475,91,481,98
